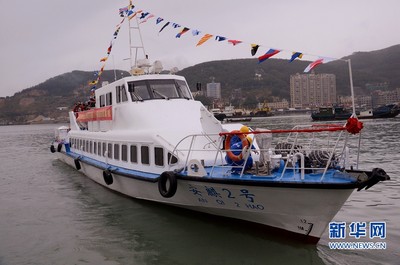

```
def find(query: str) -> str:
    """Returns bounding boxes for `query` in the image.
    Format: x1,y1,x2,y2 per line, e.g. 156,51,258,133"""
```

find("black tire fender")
57,143,63,152
103,170,113,185
74,159,81,170
50,145,56,153
158,171,178,198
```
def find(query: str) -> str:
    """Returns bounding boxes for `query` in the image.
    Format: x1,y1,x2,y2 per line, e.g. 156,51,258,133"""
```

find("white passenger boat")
50,3,390,244
51,71,390,243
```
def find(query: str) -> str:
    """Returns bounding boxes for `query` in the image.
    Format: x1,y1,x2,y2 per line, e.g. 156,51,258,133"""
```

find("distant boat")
360,103,400,119
311,104,400,121
224,117,252,123
311,106,352,121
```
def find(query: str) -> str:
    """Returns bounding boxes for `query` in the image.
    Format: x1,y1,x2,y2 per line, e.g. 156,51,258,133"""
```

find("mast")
128,16,147,74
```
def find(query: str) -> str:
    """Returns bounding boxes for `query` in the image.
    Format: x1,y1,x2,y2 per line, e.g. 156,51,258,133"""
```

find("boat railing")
171,123,362,181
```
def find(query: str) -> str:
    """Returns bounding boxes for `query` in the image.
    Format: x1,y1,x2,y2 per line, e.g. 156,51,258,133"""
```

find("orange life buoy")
224,130,250,162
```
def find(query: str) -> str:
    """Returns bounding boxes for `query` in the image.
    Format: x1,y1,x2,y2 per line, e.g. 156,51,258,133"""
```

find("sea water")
0,116,399,265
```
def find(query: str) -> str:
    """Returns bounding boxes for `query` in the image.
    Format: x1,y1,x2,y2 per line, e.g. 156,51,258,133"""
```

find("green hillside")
0,70,128,123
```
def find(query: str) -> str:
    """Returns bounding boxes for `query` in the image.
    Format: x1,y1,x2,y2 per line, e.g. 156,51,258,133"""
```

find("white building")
290,73,336,108
206,82,221,99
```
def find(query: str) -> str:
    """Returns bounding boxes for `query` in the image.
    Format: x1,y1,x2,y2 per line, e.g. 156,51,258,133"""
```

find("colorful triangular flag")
251,44,259,56
228,40,242,46
215,36,226,42
159,22,170,33
139,12,149,20
140,14,154,24
176,27,190,38
196,34,213,46
289,52,303,63
156,17,164,24
258,49,281,63
192,29,201,36
303,57,336,73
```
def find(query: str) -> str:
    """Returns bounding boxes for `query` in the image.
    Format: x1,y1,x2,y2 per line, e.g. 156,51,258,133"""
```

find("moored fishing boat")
311,103,400,121
50,2,390,244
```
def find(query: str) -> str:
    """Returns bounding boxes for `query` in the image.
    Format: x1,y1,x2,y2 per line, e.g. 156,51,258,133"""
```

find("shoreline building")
206,82,221,99
290,73,336,108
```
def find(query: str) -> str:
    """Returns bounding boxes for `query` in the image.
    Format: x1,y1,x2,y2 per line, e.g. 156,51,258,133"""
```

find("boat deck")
66,150,358,187
178,165,358,187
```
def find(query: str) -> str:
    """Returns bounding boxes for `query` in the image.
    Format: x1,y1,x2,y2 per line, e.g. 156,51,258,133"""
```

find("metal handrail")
170,127,359,181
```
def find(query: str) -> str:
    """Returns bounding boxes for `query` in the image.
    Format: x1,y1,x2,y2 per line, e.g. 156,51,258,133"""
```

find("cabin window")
149,80,179,99
129,81,150,101
168,152,178,165
176,80,192,99
154,147,164,167
114,144,120,160
130,145,137,163
121,145,128,162
141,146,150,165
102,142,107,157
99,95,105,107
93,141,97,154
107,143,112,158
106,92,112,106
116,86,120,103
121,85,128,102
97,142,102,156
116,85,128,103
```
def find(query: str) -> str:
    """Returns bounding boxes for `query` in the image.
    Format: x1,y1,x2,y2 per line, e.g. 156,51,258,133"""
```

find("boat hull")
56,151,354,243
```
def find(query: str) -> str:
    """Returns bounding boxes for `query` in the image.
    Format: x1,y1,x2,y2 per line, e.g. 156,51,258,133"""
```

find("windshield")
128,79,192,101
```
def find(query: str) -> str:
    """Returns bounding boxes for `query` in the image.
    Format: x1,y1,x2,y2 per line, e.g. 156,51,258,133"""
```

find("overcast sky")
1,0,399,97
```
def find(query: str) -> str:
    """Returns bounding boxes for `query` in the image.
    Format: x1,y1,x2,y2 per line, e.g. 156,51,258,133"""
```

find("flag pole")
347,58,361,169
347,59,356,117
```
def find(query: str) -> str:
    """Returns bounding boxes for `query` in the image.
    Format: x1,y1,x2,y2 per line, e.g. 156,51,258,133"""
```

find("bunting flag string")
126,2,342,73
92,2,342,89
88,4,133,88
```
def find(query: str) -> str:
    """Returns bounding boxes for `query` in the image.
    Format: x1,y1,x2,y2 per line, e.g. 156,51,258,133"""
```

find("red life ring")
224,130,250,162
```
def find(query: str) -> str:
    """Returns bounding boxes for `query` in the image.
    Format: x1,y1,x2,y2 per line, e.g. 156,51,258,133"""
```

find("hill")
1,45,399,124
0,70,128,124
180,44,400,102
